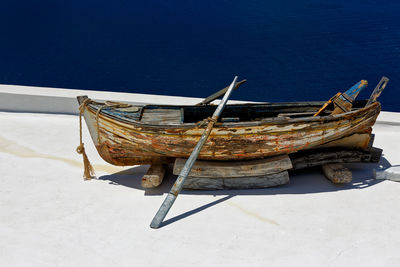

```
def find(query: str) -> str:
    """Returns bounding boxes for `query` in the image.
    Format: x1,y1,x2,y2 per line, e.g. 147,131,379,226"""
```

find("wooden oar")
196,79,246,106
150,76,239,229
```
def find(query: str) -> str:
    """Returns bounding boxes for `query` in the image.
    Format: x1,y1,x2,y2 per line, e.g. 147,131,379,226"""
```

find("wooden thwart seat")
141,108,182,125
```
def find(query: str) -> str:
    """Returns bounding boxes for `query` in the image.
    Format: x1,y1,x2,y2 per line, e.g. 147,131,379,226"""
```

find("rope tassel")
76,99,130,179
76,143,95,180
77,99,95,180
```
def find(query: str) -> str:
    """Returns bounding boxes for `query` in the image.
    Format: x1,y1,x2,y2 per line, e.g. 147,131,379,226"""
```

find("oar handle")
150,76,238,229
196,79,246,106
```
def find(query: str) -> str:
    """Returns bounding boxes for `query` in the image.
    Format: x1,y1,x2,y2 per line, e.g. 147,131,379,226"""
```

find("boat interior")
94,99,369,125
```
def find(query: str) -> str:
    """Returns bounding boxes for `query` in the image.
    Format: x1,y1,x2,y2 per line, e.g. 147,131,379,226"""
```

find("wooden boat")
76,93,381,167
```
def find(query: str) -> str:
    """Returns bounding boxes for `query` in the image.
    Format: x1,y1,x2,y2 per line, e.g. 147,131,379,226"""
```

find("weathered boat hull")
78,96,380,166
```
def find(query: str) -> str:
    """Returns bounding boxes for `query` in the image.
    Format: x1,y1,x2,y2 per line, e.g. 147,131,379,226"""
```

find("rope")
195,116,218,128
77,98,95,180
77,98,132,180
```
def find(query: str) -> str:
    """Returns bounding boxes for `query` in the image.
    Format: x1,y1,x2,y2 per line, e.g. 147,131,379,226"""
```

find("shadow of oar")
159,195,235,228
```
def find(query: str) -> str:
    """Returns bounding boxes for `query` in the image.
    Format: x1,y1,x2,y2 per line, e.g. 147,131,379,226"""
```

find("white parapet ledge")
0,83,399,125
0,84,247,115
375,111,400,125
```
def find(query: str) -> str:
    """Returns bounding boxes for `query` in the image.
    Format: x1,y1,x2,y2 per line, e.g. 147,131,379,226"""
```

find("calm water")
0,1,399,111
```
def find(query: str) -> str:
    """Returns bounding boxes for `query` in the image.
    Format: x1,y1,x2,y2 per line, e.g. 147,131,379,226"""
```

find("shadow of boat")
98,155,392,196
97,155,391,227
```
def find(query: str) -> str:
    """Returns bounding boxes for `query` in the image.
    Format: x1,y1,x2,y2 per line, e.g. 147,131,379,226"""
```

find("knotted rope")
77,99,132,180
195,116,218,129
77,98,95,180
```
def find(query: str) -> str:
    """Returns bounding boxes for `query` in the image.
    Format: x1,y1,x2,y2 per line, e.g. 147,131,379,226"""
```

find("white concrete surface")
1,109,400,267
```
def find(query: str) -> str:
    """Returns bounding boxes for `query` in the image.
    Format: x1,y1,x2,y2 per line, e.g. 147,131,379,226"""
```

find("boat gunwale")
80,96,380,130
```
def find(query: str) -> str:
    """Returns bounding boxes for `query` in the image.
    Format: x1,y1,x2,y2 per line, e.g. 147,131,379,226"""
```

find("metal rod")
150,76,238,229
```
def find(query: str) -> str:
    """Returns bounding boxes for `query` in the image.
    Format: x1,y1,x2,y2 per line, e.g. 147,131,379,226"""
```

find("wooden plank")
141,108,182,125
290,149,372,170
141,164,168,188
173,155,292,178
183,171,290,190
278,111,319,118
322,164,352,183
196,79,247,106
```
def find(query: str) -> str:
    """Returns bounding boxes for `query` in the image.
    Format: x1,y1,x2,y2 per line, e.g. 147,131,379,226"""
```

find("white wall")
0,84,399,125
0,84,210,115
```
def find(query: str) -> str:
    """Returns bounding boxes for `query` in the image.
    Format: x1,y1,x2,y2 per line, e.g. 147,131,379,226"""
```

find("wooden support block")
321,164,352,184
141,164,168,188
183,171,290,190
174,155,292,178
290,149,371,170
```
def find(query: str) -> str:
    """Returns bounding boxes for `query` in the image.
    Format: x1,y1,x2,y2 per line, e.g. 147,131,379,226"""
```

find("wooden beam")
322,164,352,184
290,149,373,170
183,171,290,190
141,164,168,188
173,155,292,178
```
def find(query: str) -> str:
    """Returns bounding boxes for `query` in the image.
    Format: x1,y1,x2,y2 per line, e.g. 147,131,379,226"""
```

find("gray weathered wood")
141,164,168,188
290,149,373,170
173,155,292,178
150,76,238,229
183,171,290,190
196,79,247,106
278,111,320,118
322,164,352,183
141,108,182,125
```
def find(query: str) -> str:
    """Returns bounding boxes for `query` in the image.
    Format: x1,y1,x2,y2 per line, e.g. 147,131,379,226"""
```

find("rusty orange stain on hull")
80,101,380,166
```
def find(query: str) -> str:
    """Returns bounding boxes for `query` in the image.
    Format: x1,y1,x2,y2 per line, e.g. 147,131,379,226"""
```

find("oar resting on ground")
150,76,239,229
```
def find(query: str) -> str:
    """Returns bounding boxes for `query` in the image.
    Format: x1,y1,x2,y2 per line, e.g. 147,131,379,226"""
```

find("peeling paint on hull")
79,98,380,166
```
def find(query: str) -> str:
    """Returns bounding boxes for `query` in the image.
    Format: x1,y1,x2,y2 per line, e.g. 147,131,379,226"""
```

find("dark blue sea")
1,1,399,111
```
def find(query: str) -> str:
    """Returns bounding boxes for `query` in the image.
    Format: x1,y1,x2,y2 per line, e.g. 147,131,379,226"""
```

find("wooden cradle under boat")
77,96,380,166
